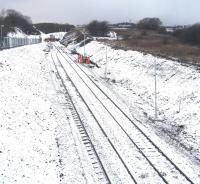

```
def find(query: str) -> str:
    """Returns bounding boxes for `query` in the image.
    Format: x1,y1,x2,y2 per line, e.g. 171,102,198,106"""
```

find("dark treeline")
0,9,75,36
34,23,75,34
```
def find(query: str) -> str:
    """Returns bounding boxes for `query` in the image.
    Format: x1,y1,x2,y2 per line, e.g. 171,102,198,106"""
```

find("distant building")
110,22,135,29
165,27,175,33
164,25,189,33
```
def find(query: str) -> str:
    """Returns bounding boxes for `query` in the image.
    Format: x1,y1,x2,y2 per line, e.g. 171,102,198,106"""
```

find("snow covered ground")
56,43,200,183
1,38,200,183
76,41,200,162
0,44,89,184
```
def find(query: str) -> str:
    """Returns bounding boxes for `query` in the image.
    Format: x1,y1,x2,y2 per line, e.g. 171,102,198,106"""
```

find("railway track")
50,52,111,184
51,44,196,183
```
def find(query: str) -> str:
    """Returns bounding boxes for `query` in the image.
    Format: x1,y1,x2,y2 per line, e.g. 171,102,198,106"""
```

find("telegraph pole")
0,25,4,38
154,59,158,120
104,44,108,78
84,32,86,56
0,25,4,48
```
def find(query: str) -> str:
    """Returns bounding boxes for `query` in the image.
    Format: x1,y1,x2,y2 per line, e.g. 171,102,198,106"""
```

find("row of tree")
34,23,74,34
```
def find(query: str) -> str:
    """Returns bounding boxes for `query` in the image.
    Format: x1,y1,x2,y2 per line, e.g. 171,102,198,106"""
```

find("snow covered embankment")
0,44,60,184
0,44,83,184
76,41,200,160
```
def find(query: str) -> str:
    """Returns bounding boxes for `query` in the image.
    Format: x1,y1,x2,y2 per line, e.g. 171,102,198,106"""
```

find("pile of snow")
109,31,117,39
41,32,67,41
7,28,27,38
76,41,200,159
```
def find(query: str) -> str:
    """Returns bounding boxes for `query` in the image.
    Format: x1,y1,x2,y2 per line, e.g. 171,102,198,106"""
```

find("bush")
161,35,170,45
158,27,167,34
141,30,147,36
137,17,162,30
174,24,200,45
86,20,109,36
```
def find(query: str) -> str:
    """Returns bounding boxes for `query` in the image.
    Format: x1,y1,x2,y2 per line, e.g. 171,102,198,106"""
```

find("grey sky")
1,0,200,26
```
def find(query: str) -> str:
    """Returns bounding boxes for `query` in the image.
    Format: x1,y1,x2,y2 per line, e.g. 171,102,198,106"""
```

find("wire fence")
0,37,42,50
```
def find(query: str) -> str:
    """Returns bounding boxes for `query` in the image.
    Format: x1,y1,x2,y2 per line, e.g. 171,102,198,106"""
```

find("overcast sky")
1,0,200,26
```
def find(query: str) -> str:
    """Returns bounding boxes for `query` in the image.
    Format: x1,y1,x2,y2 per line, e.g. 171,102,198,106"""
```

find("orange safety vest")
86,57,90,64
80,55,83,63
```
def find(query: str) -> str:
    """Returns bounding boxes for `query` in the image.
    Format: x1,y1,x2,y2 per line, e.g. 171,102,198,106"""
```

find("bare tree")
86,20,109,36
34,23,74,34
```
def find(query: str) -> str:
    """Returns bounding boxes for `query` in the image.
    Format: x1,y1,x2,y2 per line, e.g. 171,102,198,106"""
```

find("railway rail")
51,43,196,183
51,52,111,184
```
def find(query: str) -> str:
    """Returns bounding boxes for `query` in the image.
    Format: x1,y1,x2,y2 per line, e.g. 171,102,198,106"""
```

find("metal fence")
0,37,42,50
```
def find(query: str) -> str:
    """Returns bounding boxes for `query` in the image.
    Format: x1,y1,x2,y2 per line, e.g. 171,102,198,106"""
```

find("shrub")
141,30,147,36
158,27,167,34
174,24,200,45
161,35,170,45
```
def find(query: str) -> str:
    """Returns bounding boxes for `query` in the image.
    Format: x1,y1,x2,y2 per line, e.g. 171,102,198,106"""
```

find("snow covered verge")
0,44,86,184
75,41,200,161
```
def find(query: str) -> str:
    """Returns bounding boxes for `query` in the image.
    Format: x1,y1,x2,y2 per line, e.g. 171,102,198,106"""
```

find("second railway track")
50,44,197,183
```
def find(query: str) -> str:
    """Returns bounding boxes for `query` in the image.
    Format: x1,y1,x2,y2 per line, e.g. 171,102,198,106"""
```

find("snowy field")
76,41,200,162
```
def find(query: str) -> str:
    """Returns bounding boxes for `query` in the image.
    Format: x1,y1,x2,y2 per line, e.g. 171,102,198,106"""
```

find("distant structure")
110,22,135,29
164,25,189,33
